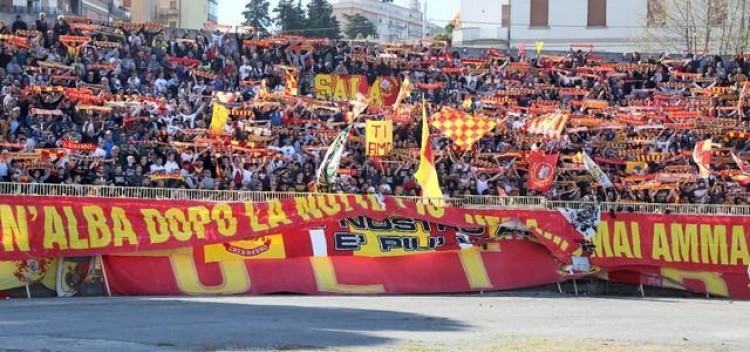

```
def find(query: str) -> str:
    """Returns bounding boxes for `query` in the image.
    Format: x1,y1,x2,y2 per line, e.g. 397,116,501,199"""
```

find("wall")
178,0,208,30
127,0,156,22
508,0,648,52
459,0,507,27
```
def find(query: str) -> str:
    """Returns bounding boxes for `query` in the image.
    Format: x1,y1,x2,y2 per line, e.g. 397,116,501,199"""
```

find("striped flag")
415,96,444,206
526,113,570,138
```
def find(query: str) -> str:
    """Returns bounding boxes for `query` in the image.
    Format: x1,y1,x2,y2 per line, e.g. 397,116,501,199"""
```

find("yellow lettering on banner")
187,206,211,238
613,221,635,258
458,248,493,289
295,197,323,222
317,195,342,217
165,208,191,242
211,204,236,237
592,221,613,258
310,257,384,294
267,199,291,228
314,74,332,98
245,203,269,231
660,268,729,297
82,206,111,249
369,78,384,106
730,225,750,265
142,209,170,244
630,222,642,258
111,207,137,246
469,215,498,228
338,194,354,212
333,77,348,100
700,224,728,265
170,255,251,295
366,195,383,212
43,206,67,250
652,223,673,262
348,76,361,97
415,201,444,218
353,195,369,210
63,207,87,250
671,223,699,263
0,205,30,252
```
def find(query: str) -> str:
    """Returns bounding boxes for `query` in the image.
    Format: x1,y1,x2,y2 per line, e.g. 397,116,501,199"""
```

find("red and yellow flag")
393,76,411,110
414,97,444,205
430,108,496,150
527,150,558,192
285,69,299,96
526,113,570,138
693,139,712,179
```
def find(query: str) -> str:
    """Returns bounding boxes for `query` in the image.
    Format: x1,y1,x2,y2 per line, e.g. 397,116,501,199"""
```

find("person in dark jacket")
11,15,27,34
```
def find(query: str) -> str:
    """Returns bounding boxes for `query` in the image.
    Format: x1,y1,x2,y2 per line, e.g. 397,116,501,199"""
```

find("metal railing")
1,182,749,216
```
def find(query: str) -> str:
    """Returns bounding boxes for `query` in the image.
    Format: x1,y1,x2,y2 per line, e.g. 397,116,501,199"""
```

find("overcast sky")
218,0,459,29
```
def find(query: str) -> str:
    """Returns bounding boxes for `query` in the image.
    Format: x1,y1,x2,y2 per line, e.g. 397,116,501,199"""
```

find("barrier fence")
1,182,749,216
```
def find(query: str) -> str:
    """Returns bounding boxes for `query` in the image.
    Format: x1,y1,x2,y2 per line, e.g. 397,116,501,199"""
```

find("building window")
587,0,607,27
647,0,666,26
170,21,177,28
170,1,176,9
709,0,727,26
501,4,510,28
529,0,548,27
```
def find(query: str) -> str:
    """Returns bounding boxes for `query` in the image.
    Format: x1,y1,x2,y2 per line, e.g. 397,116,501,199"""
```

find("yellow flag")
414,96,444,206
210,103,229,133
365,120,393,156
393,76,411,110
536,41,544,54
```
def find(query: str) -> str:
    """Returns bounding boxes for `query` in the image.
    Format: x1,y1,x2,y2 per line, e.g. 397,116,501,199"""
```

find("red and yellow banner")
104,241,563,296
0,194,749,297
312,74,399,107
1,196,749,284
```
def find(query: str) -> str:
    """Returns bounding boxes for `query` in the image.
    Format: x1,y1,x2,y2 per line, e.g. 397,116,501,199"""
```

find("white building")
453,0,736,53
332,0,441,42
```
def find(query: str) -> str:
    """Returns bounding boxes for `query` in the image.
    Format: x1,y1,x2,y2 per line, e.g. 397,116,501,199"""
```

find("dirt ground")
0,295,747,351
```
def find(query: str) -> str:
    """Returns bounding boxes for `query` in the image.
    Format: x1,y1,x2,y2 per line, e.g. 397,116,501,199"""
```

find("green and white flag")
582,151,613,188
316,123,353,189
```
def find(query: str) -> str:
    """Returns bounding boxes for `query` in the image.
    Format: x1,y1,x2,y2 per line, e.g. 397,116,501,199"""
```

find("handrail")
0,182,748,216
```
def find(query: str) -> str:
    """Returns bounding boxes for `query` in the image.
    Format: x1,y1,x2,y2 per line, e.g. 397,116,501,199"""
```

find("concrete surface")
0,295,748,351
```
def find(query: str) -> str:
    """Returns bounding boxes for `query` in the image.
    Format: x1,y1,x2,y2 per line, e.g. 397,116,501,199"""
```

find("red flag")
527,150,558,192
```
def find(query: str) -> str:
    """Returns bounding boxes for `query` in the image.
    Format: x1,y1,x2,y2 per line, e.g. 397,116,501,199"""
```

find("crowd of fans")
1,13,750,206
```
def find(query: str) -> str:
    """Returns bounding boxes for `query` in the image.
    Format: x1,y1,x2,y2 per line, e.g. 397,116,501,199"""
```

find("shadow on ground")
0,297,469,351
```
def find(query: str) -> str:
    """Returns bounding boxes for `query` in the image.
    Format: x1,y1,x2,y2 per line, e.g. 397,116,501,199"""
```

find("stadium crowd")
1,13,750,206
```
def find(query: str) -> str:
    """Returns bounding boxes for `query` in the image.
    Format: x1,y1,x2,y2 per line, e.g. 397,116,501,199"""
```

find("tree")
342,13,378,39
305,0,341,39
433,23,454,46
639,0,750,55
273,0,306,36
242,0,272,35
